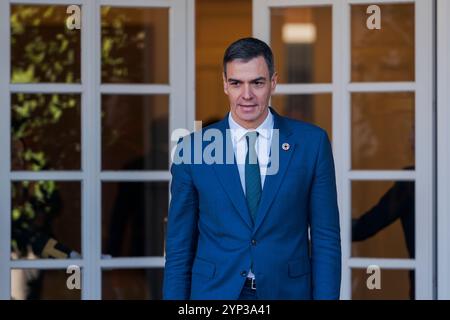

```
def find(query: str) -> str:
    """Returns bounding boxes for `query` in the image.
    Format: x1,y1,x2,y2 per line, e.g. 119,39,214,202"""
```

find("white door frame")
253,0,434,299
0,0,194,299
437,0,450,300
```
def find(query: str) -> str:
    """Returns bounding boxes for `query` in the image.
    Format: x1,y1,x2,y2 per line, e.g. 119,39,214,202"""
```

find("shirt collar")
228,108,274,142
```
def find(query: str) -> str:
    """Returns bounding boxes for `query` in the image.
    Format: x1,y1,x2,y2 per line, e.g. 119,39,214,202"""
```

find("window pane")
11,269,81,300
351,92,414,170
351,4,414,82
102,268,163,299
271,94,332,140
271,6,332,83
352,269,414,300
11,93,81,171
11,181,81,260
102,95,169,171
11,5,81,83
196,0,252,122
101,7,169,84
352,180,414,259
102,182,168,257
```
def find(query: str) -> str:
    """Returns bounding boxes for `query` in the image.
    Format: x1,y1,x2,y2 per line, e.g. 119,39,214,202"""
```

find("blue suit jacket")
163,108,341,300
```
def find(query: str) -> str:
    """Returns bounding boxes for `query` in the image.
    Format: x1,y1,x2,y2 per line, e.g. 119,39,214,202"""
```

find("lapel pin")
282,143,290,151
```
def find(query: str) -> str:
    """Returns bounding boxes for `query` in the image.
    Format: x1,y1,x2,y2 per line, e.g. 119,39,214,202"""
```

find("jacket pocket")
192,257,216,279
288,258,311,278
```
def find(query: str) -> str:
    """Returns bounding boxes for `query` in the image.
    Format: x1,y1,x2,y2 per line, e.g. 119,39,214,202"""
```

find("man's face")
223,56,277,129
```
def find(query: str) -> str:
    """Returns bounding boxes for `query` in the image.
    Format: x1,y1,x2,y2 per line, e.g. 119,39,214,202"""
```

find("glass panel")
11,269,81,300
102,95,169,170
271,6,332,83
102,182,168,257
271,94,332,140
11,93,81,171
352,92,414,170
196,0,252,122
11,5,81,83
352,269,414,300
352,181,414,259
11,181,81,260
101,7,169,84
102,268,163,299
351,4,414,82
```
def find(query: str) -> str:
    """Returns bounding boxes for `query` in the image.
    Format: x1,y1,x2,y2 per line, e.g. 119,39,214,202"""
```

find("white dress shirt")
228,109,274,195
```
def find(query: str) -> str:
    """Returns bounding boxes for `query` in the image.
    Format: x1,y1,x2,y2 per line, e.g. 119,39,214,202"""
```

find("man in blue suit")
163,37,341,300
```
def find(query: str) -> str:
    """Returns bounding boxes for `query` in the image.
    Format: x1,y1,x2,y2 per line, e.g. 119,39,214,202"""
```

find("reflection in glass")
11,269,81,300
271,94,332,139
352,180,414,259
11,181,81,260
11,94,81,171
351,4,414,82
102,182,168,257
11,5,81,83
195,0,252,122
271,6,332,83
352,92,414,170
352,269,414,300
101,7,169,83
102,268,163,299
102,95,169,171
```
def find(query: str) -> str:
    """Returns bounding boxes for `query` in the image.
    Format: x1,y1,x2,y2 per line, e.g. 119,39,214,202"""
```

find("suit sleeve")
309,130,341,300
163,139,199,300
352,181,413,241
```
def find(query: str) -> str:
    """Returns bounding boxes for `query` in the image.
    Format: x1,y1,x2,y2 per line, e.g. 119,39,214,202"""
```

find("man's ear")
223,72,229,95
270,72,278,93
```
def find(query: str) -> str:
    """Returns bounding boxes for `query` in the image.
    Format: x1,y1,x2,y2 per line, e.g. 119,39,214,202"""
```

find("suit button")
240,271,247,277
251,239,257,246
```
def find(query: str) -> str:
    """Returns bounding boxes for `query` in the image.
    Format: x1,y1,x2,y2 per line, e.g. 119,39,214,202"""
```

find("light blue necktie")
245,132,262,223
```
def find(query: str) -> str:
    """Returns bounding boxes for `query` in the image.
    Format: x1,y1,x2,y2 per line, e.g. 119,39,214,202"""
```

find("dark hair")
223,37,275,78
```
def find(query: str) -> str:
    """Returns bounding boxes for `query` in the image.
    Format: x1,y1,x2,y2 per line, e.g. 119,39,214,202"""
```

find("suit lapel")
211,117,253,229
253,109,295,232
209,109,296,231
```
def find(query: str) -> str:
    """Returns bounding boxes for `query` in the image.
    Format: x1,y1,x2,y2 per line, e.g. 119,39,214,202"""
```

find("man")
163,37,341,300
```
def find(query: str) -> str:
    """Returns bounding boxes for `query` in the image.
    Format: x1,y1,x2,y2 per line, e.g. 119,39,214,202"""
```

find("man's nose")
242,84,253,99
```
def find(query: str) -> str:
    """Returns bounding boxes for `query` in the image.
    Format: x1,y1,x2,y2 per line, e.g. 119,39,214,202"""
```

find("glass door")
253,0,434,299
0,0,193,300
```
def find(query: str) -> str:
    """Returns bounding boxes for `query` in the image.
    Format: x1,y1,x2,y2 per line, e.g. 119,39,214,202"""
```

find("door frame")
437,0,450,300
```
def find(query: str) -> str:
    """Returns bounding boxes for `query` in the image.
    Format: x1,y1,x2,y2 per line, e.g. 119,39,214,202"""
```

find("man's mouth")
239,104,257,109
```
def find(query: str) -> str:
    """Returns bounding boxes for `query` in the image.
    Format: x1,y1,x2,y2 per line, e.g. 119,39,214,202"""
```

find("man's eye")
254,82,264,86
